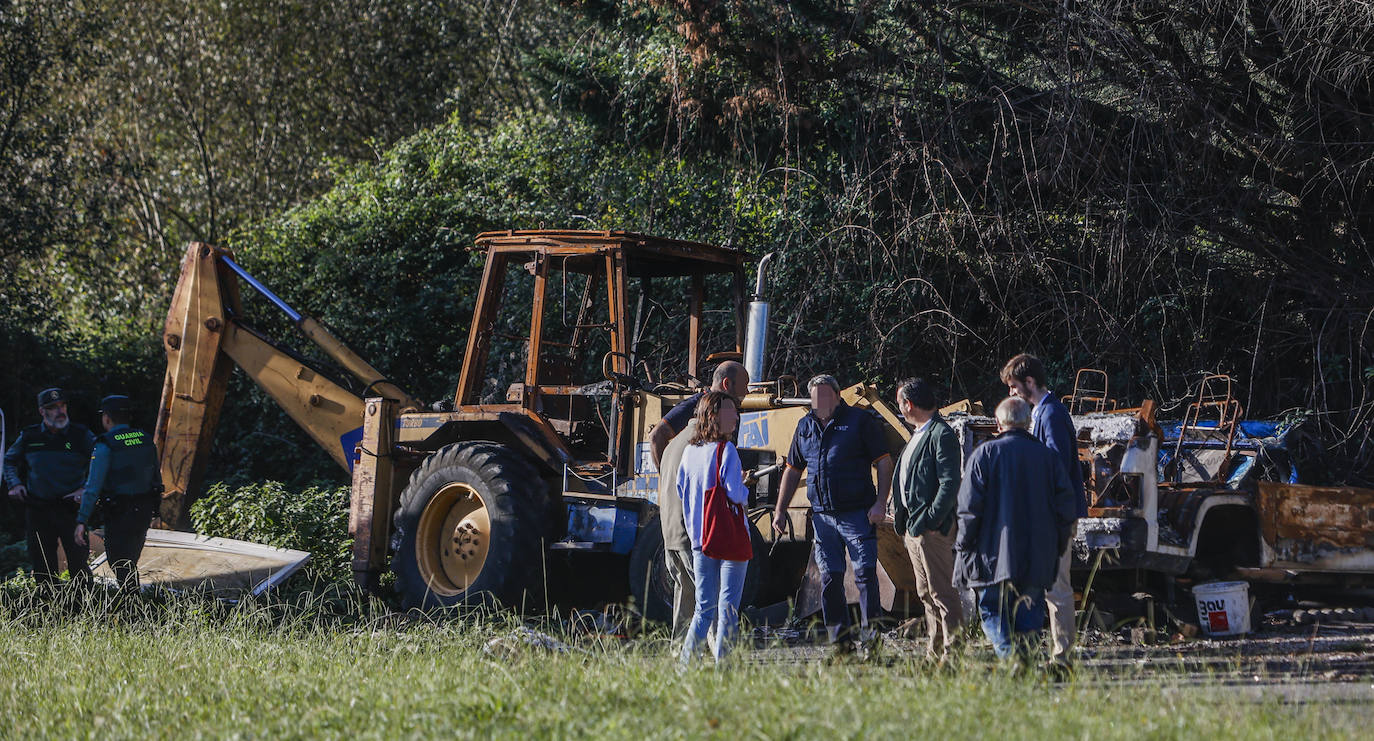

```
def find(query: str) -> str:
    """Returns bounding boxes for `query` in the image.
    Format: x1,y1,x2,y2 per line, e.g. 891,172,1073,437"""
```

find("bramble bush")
189,480,352,586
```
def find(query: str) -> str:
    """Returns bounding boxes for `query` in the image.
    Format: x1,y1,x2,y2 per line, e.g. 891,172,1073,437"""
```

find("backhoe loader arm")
154,242,419,528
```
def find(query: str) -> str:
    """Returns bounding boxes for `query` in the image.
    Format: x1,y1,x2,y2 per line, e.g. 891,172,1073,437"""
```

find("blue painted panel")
567,502,618,543
340,426,364,472
739,412,770,448
612,508,639,555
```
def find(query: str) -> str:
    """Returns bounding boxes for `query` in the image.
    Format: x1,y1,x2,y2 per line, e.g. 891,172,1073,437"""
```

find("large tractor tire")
628,512,675,623
629,511,770,624
392,442,547,611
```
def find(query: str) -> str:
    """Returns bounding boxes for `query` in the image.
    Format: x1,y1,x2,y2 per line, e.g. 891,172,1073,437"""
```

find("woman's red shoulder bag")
701,441,754,562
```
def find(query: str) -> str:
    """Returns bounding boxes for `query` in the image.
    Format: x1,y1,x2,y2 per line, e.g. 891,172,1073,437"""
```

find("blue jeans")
976,581,1046,660
681,550,749,663
811,508,879,644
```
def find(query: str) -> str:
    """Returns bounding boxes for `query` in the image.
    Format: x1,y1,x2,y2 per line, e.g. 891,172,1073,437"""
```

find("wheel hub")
416,482,491,596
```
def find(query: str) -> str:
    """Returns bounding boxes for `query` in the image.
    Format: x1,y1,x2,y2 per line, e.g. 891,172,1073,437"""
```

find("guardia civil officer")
73,395,160,593
3,388,97,585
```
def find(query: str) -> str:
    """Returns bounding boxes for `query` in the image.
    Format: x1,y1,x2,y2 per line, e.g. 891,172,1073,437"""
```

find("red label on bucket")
1208,610,1230,632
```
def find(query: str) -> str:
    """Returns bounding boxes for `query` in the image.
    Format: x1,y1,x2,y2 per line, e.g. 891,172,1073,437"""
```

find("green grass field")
0,587,1368,739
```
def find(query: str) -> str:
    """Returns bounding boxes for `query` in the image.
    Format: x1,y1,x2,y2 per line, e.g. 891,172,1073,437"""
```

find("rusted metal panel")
455,251,510,406
154,243,240,529
876,524,918,609
687,274,703,383
472,230,751,270
526,255,547,397
1257,482,1374,570
349,397,398,588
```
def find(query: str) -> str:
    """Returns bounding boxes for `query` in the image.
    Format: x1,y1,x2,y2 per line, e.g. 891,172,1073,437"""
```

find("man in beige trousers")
891,378,964,660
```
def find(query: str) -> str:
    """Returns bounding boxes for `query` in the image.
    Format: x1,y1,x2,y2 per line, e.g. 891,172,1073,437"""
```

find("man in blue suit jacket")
955,396,1078,661
1002,353,1087,667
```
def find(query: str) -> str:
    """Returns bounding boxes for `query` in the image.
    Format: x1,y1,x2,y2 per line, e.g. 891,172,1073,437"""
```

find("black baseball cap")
99,395,133,415
37,388,67,408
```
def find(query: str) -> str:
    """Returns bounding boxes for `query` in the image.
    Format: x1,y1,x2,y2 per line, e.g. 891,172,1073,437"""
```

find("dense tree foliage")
542,0,1374,478
2,0,1372,526
1,0,559,441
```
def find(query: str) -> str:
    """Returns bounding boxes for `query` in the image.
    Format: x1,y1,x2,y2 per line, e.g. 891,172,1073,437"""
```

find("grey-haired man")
955,396,1077,661
773,374,894,653
3,388,96,584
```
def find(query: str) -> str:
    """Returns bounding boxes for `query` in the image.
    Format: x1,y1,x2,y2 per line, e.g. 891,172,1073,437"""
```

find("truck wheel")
628,512,674,623
628,513,770,624
392,442,546,611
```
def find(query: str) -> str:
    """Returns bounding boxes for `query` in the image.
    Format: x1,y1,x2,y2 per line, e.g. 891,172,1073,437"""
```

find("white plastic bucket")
1193,581,1251,636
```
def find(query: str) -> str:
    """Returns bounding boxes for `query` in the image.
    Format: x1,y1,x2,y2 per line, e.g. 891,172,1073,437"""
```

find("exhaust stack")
744,252,776,383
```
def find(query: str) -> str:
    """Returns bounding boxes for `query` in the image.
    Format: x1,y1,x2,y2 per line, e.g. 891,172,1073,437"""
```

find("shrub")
189,480,352,587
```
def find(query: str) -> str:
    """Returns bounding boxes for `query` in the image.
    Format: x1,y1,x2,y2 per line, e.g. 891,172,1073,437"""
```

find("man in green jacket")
891,378,964,659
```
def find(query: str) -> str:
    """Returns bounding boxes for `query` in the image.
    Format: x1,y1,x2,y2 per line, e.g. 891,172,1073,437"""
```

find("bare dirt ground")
735,610,1374,703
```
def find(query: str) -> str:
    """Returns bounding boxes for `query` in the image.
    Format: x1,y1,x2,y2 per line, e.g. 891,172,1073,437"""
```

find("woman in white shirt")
675,390,750,663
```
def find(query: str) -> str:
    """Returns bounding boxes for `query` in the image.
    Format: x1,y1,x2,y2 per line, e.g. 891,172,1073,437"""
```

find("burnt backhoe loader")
156,232,921,614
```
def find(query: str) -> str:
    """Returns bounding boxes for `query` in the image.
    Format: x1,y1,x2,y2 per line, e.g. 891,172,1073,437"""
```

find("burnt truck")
948,371,1374,586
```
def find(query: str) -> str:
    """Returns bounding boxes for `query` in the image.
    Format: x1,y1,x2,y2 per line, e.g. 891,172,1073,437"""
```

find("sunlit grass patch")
0,585,1367,739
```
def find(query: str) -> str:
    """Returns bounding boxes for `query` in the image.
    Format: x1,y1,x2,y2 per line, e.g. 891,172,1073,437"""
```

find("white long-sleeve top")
676,441,749,551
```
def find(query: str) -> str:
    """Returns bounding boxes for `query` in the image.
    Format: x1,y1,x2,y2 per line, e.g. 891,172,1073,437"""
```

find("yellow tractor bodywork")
154,232,927,613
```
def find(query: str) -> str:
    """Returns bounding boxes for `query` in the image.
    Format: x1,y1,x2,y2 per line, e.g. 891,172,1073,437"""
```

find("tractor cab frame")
453,230,750,480
347,231,754,601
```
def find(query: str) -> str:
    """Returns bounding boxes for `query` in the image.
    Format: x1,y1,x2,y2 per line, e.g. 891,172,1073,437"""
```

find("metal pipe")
744,251,776,384
220,256,303,323
753,252,775,298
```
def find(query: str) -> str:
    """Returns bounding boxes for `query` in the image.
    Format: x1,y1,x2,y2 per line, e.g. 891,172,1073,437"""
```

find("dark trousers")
103,496,153,592
811,508,880,643
25,498,90,584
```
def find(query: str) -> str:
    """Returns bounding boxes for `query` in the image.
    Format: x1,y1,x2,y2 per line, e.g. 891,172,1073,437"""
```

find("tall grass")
0,584,1364,739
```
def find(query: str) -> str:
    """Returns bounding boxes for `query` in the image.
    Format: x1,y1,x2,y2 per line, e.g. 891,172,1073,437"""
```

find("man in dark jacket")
74,395,161,594
774,374,894,653
955,396,1077,660
891,378,964,659
3,388,97,585
1002,353,1086,665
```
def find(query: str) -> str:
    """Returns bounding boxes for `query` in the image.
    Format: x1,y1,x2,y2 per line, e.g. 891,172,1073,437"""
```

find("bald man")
649,361,749,636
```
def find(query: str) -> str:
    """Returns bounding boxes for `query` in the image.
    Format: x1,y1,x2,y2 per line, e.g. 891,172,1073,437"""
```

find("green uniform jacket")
892,414,962,538
3,423,96,500
77,424,160,525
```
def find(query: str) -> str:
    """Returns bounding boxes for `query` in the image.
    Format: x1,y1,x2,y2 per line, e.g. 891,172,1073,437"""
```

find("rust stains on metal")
1257,482,1374,569
1258,482,1374,549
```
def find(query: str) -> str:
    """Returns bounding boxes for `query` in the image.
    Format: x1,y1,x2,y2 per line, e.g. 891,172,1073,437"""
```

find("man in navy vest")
773,374,894,655
74,395,160,593
1002,353,1087,668
3,388,96,585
